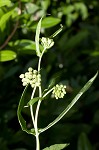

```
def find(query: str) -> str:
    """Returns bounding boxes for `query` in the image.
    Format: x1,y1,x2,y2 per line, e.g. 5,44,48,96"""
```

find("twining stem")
34,48,46,150
30,86,36,128
38,48,46,72
35,86,42,150
43,87,54,98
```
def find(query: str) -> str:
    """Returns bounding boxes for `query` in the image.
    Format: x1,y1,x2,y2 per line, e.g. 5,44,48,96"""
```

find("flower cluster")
19,67,41,88
41,37,54,49
52,84,66,99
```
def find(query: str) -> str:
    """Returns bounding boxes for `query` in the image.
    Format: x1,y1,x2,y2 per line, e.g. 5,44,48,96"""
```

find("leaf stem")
43,87,54,98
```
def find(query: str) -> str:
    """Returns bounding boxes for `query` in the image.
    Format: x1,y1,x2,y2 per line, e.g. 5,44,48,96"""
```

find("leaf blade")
17,85,35,135
27,97,44,106
77,132,92,150
35,17,43,57
0,50,17,62
0,0,11,7
39,72,98,134
41,17,61,28
0,8,14,31
42,143,69,150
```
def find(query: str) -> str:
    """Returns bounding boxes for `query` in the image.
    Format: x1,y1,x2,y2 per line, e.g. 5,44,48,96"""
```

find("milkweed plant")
17,17,98,150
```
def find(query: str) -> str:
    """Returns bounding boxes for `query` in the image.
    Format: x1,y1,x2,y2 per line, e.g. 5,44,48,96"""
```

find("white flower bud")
19,74,24,78
19,67,41,88
23,82,28,86
33,70,37,74
41,37,54,49
28,67,33,72
32,74,36,79
52,84,66,99
25,72,29,78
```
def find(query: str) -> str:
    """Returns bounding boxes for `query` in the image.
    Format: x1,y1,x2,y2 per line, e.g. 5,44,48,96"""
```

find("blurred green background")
0,0,99,150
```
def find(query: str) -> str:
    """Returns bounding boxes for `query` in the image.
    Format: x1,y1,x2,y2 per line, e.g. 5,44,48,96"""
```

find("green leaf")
25,3,39,14
32,17,61,29
41,17,61,28
77,132,92,150
42,144,69,150
0,8,14,31
27,97,44,106
74,2,88,20
35,17,43,57
0,0,11,7
9,39,43,54
0,50,17,62
39,72,98,134
17,85,35,135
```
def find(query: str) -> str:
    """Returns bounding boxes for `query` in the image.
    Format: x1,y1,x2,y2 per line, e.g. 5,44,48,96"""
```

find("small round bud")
28,74,33,80
33,70,37,74
19,74,24,78
23,82,28,86
32,74,36,79
28,67,33,72
25,72,29,78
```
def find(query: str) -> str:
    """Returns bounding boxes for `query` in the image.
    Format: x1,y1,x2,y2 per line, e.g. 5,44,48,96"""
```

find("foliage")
0,0,99,150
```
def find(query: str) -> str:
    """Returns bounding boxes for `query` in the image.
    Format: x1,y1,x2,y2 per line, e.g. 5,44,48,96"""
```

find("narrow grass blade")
39,72,98,134
35,17,43,57
17,85,35,135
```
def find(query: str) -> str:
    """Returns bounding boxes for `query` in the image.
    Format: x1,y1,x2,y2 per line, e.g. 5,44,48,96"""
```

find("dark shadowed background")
0,0,99,150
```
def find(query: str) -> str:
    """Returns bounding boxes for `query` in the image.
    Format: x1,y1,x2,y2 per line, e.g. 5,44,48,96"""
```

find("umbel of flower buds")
41,37,54,49
52,84,66,99
19,67,41,88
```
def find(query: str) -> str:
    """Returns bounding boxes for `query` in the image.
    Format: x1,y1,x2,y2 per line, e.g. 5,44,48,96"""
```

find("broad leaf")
39,72,98,133
41,17,61,28
35,17,43,57
32,17,61,29
8,39,43,54
17,85,35,135
0,8,14,31
0,0,11,7
42,144,69,150
0,50,17,62
25,3,39,14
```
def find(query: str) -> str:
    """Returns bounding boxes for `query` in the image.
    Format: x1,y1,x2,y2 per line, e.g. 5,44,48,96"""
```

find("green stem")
43,87,54,98
35,86,42,150
30,86,36,127
34,48,46,150
38,48,46,72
